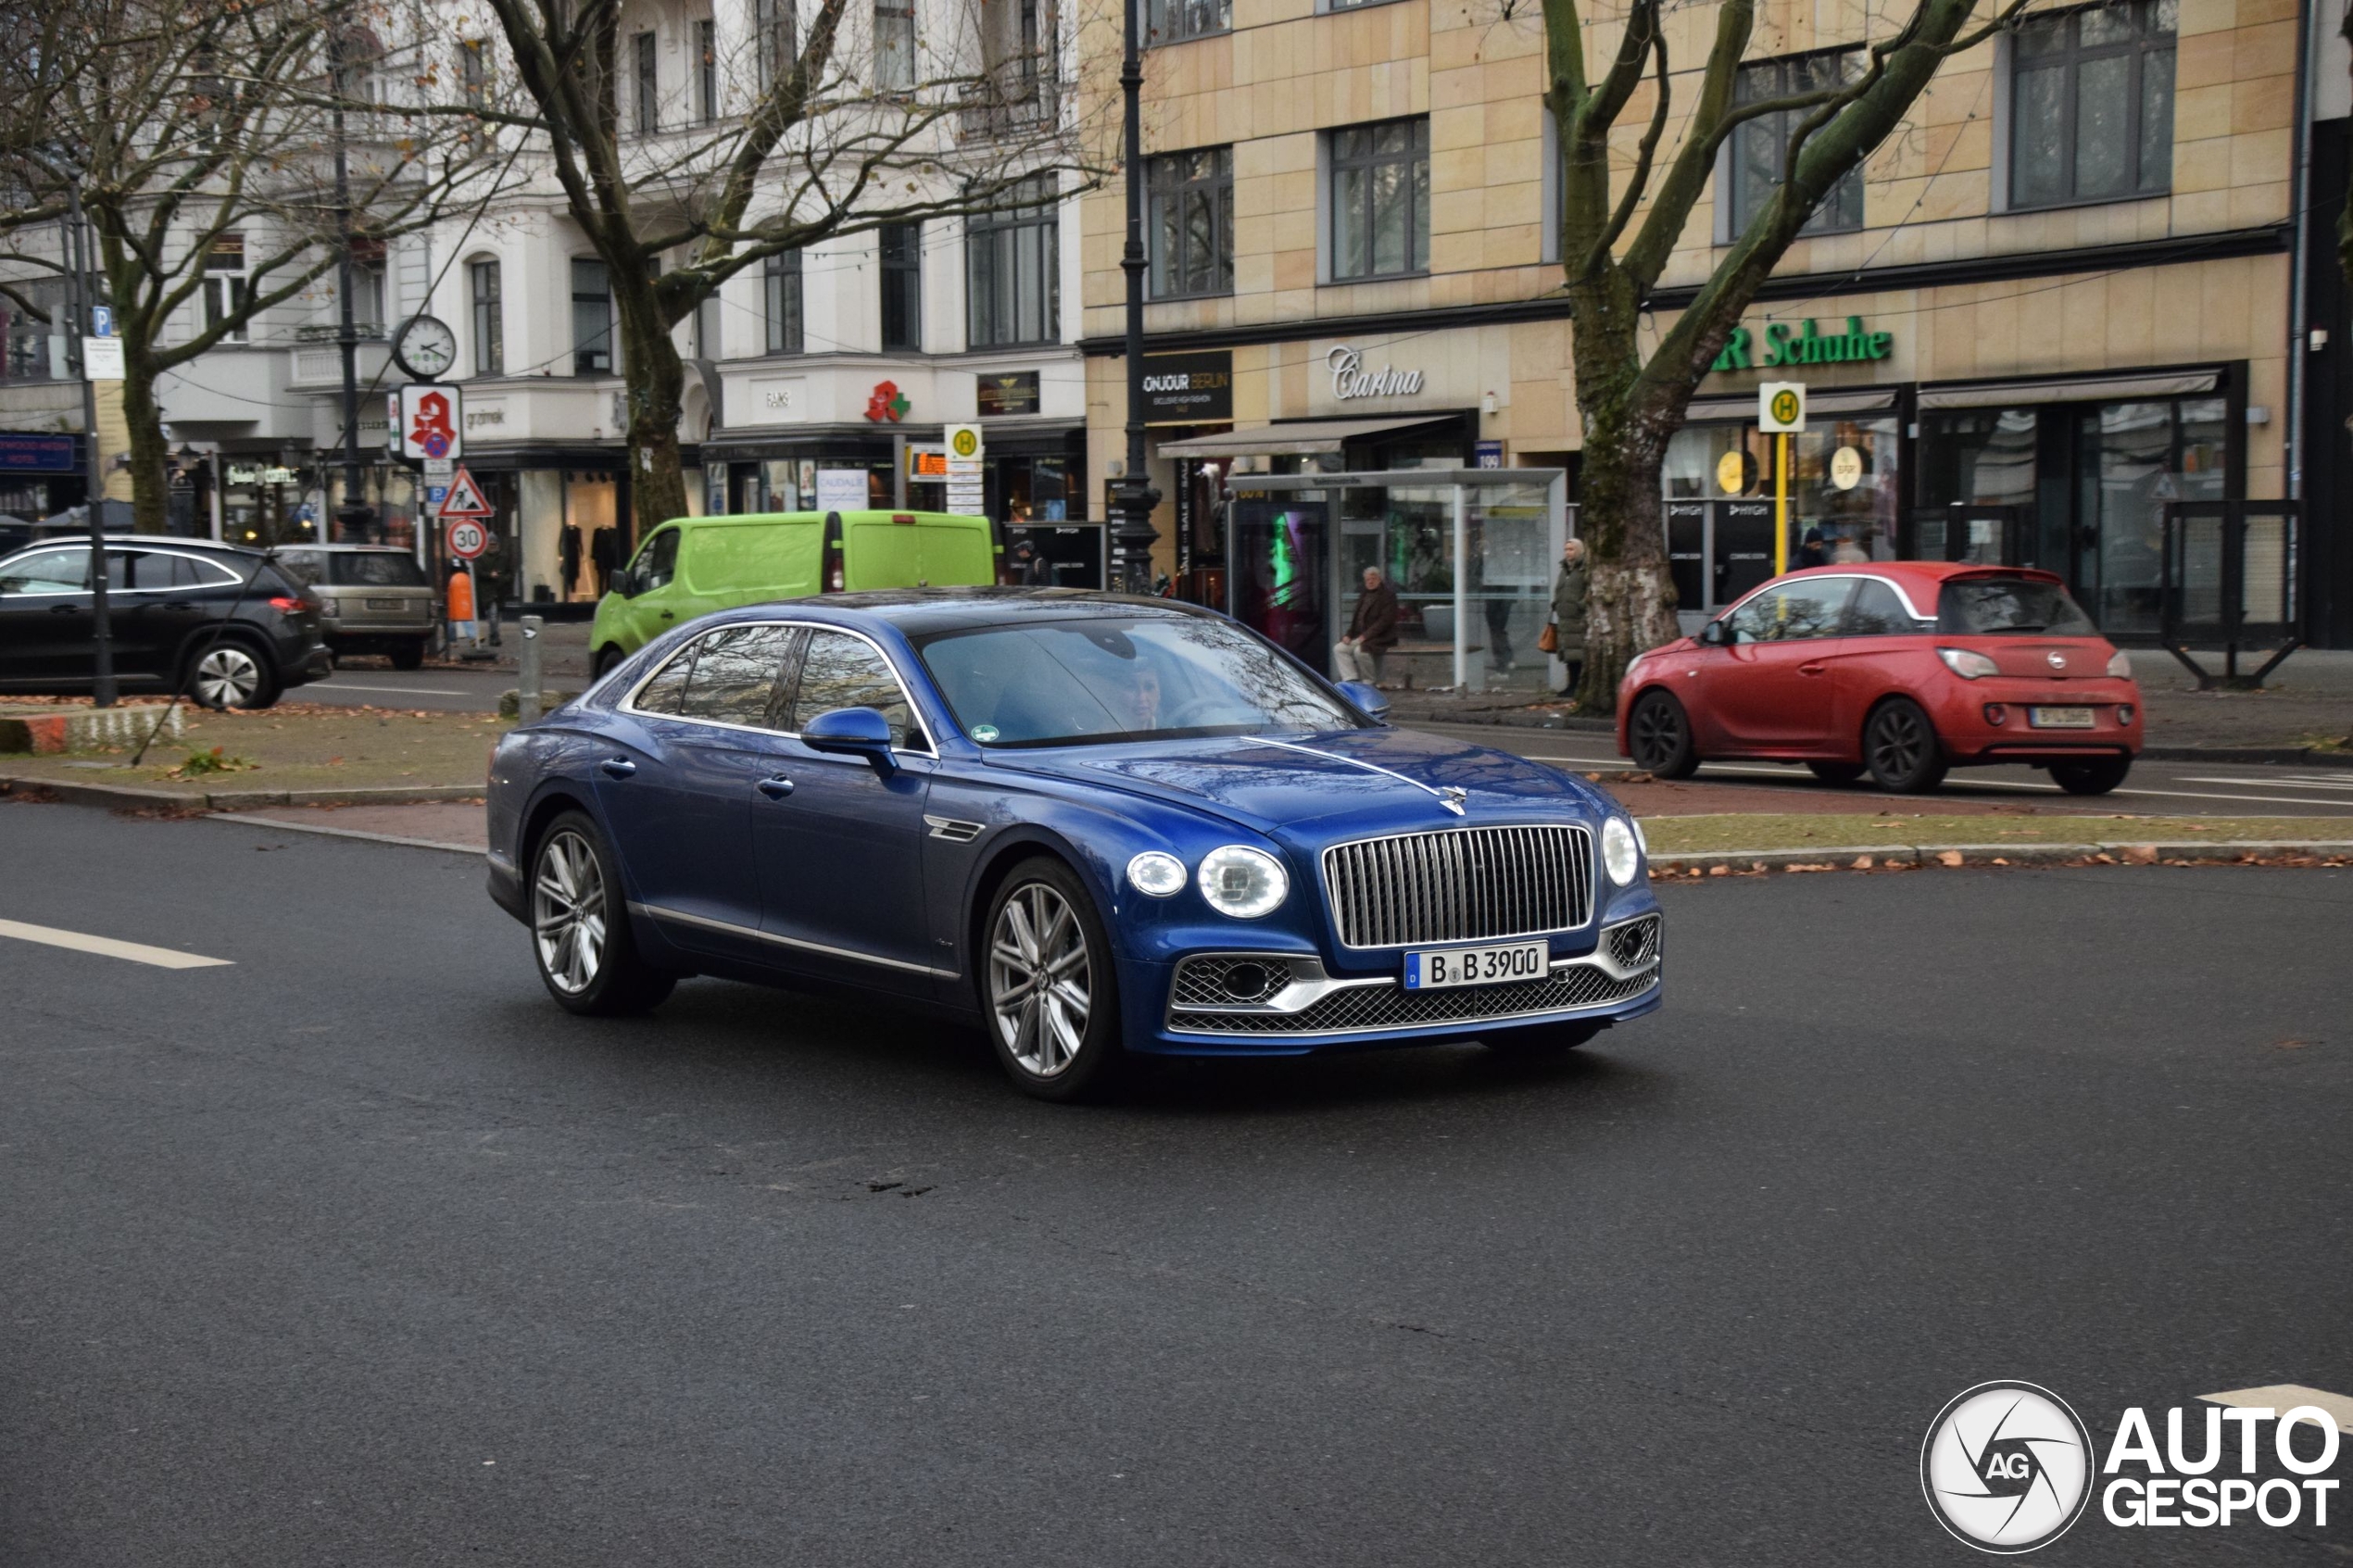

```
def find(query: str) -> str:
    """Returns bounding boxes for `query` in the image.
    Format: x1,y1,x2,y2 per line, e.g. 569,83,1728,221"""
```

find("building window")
1328,118,1428,282
471,258,503,375
459,39,488,110
2009,0,2175,208
347,236,386,338
879,223,921,350
754,0,798,88
572,257,612,374
633,31,658,132
202,232,248,342
696,289,723,359
967,176,1059,348
1147,147,1232,300
875,0,914,90
765,249,803,354
1144,0,1227,44
1,281,64,382
1728,51,1865,235
696,19,717,120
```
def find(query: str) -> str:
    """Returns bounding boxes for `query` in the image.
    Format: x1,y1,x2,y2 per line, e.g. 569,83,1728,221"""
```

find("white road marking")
2200,1385,2353,1435
2177,775,2353,792
2109,787,2353,809
315,681,470,696
0,918,233,969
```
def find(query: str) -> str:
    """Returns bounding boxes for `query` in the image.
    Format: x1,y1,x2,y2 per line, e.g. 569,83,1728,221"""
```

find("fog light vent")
2117,704,2135,724
1223,962,1272,1000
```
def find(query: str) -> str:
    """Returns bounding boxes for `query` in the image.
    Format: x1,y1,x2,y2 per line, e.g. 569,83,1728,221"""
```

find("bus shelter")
1220,468,1570,693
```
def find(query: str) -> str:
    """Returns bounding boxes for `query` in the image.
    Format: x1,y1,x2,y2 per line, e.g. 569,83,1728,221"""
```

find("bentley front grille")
1321,824,1593,949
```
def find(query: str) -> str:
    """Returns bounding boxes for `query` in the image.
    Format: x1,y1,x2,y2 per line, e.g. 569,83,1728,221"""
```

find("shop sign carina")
1327,345,1424,401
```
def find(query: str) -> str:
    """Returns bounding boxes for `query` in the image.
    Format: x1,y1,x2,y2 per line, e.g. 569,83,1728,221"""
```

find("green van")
589,510,998,674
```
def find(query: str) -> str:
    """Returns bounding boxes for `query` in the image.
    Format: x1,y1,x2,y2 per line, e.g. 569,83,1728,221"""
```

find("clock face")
395,314,458,379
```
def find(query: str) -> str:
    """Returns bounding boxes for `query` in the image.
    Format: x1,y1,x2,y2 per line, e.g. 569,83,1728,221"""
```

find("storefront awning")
1917,370,2221,410
1684,388,1899,421
1155,417,1449,458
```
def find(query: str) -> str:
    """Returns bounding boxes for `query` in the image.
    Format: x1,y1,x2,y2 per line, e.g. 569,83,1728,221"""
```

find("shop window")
967,175,1059,348
634,30,658,132
765,249,803,354
203,233,248,342
1145,0,1228,45
2075,396,2222,633
1147,147,1233,300
471,258,504,375
1328,119,1428,282
696,19,718,120
2008,0,2175,208
879,223,922,351
1726,50,1864,236
875,0,915,90
572,257,612,374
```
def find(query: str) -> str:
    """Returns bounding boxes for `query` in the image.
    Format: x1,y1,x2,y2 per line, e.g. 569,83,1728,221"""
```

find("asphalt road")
3,802,2347,1565
1411,720,2353,819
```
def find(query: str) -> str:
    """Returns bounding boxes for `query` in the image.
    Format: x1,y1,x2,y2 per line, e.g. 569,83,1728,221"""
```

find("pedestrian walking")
1332,566,1398,685
1549,537,1588,703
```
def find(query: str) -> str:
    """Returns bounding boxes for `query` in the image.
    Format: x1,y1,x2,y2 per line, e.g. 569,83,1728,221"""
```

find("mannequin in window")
560,522,583,598
589,526,619,596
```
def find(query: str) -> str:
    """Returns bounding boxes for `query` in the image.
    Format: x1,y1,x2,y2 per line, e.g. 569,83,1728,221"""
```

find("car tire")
389,643,426,671
1481,1020,1604,1058
981,857,1125,1102
1806,760,1867,786
184,637,283,710
529,809,676,1017
1862,698,1947,793
2050,756,2133,795
593,646,626,679
1627,690,1700,779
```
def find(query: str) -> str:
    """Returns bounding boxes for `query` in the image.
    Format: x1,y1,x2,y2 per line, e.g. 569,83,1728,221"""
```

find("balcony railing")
958,69,1060,142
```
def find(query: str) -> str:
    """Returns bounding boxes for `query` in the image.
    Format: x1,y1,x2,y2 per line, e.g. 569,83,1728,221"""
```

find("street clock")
391,314,459,381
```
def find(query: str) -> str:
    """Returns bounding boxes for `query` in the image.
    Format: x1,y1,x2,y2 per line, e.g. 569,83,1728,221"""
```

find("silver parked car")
274,546,436,669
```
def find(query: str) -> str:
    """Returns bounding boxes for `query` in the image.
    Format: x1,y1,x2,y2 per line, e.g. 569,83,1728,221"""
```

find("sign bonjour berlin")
1712,314,1894,373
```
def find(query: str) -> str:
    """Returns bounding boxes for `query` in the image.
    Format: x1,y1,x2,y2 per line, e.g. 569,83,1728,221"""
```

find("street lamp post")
1109,0,1160,595
329,33,373,545
64,177,117,708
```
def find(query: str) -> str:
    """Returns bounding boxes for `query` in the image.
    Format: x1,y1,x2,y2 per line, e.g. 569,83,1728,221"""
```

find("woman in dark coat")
1551,537,1589,701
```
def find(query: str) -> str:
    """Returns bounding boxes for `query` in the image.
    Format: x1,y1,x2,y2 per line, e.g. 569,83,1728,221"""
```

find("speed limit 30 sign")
446,518,490,559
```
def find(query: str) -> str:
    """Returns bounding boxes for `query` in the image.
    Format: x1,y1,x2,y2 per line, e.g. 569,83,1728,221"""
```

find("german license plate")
2029,706,2096,729
365,597,407,611
1403,940,1549,991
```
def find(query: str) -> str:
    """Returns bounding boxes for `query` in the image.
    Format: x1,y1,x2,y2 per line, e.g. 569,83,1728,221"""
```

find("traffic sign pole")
1757,382,1806,577
1775,433,1790,576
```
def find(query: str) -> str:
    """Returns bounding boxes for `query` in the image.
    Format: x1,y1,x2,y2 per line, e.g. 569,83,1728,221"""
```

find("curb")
207,812,484,857
1650,839,2353,875
2,775,484,810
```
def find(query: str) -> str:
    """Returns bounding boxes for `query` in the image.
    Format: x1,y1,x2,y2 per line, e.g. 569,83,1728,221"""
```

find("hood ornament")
1438,785,1468,815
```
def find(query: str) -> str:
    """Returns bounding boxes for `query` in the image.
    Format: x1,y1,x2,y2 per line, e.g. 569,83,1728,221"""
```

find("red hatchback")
1616,564,2144,794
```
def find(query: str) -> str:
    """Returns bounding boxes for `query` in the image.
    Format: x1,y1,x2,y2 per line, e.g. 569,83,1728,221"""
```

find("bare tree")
0,0,510,533
1541,0,2024,708
471,0,1099,531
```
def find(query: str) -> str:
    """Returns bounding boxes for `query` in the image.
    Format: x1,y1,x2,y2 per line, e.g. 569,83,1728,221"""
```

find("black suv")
0,538,330,709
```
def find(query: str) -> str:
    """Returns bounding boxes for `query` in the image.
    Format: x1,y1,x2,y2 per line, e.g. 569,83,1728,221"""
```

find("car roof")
1770,561,2062,588
721,587,1225,637
4,535,269,560
274,543,414,553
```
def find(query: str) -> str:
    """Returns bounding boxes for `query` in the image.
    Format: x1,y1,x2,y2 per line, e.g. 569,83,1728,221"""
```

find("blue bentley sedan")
485,591,1662,1098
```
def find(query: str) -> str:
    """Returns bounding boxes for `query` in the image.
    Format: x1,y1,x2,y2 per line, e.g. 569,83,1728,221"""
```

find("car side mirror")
800,706,899,777
615,567,640,597
1698,619,1730,646
1335,679,1390,724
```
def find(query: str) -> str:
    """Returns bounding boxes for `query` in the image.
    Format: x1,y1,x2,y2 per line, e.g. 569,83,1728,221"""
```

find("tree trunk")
1567,274,1681,714
612,273,689,533
120,349,172,534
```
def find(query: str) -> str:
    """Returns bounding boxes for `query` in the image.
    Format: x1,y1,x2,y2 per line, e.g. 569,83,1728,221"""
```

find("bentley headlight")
1197,846,1288,919
1126,851,1188,897
1603,816,1643,886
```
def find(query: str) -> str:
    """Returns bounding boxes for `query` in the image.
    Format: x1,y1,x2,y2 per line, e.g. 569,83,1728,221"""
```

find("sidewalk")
1383,646,2353,761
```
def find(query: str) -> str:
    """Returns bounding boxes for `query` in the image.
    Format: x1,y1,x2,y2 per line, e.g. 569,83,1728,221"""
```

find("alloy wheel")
1631,702,1680,766
192,646,262,708
1869,707,1927,777
534,829,607,996
988,882,1092,1079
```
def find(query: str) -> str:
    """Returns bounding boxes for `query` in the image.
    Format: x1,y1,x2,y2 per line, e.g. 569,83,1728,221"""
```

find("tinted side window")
1844,579,1928,635
633,642,698,714
1938,577,2097,635
275,550,326,585
0,548,89,593
331,553,427,587
182,556,241,587
637,527,681,592
1727,580,1852,643
676,624,797,727
785,630,913,746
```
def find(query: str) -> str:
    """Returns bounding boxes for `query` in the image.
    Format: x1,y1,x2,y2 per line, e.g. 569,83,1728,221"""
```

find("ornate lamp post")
1108,0,1160,594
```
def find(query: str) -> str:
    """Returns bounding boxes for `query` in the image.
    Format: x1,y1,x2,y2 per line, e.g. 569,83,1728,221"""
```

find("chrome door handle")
757,775,795,799
598,757,637,779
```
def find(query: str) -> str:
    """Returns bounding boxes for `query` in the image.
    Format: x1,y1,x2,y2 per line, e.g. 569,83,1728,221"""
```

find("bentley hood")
985,726,1608,840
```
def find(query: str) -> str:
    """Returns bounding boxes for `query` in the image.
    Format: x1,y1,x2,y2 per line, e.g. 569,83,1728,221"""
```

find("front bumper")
1136,910,1663,1054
